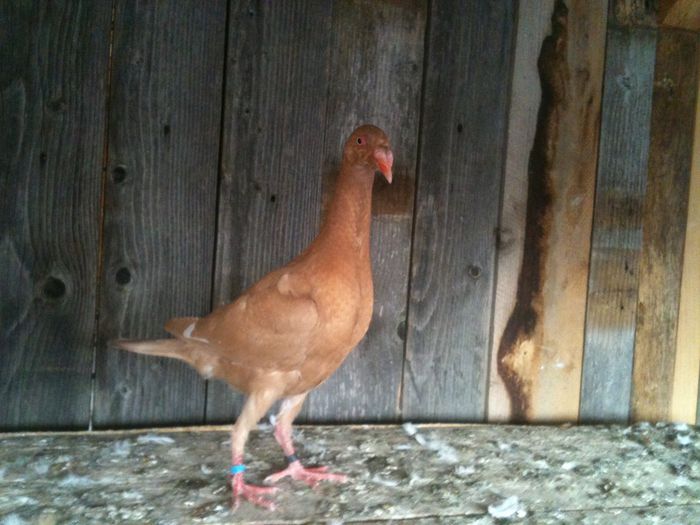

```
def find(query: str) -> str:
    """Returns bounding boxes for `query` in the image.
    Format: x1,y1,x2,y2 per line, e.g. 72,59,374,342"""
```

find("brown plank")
579,27,656,423
660,0,700,31
0,2,111,430
403,0,516,420
206,2,334,422
299,0,426,423
632,29,699,422
488,0,557,422
94,1,226,427
495,0,607,422
672,61,700,424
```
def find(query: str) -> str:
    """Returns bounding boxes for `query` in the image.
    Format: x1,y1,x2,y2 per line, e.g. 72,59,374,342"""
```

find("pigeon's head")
344,125,394,184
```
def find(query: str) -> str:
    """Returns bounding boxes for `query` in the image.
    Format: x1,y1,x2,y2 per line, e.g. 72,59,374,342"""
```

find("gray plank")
403,1,516,420
0,1,111,430
94,1,226,426
579,27,656,423
300,0,426,423
206,1,334,422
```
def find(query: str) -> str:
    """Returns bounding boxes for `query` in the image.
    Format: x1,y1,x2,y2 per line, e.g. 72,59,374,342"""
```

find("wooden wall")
1,0,698,431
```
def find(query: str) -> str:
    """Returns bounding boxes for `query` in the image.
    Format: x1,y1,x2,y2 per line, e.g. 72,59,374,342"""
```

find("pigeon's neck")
318,164,374,252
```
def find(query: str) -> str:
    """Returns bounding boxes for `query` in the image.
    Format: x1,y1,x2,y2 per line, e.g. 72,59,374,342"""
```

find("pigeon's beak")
373,147,393,184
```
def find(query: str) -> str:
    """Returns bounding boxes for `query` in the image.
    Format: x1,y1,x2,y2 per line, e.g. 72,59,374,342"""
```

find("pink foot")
264,460,349,488
231,473,279,510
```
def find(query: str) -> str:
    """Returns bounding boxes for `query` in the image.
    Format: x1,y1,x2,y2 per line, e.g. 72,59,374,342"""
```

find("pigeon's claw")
231,473,279,510
264,460,348,488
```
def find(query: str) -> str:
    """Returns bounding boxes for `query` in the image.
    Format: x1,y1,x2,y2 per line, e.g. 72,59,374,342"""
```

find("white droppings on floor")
455,465,476,477
402,423,459,463
31,460,50,475
677,434,693,446
488,495,525,519
1,514,27,525
136,434,175,445
57,475,93,488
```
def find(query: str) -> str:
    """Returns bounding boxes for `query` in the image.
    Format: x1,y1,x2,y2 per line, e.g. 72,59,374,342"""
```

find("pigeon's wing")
178,269,319,372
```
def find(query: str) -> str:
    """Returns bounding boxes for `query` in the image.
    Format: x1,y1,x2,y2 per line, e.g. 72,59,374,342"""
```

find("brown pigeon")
112,125,393,509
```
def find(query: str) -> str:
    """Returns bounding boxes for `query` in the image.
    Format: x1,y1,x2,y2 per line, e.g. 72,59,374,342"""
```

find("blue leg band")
230,464,246,475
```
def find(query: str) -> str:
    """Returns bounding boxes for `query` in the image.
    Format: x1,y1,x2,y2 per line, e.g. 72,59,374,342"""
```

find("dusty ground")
1,422,699,523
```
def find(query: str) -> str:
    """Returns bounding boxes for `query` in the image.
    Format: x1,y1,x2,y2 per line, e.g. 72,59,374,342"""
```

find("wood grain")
94,1,226,427
632,29,699,422
0,2,111,430
403,0,516,420
488,0,557,423
610,0,657,27
300,0,426,423
496,0,608,422
206,1,334,422
579,27,656,423
672,58,700,425
659,0,700,31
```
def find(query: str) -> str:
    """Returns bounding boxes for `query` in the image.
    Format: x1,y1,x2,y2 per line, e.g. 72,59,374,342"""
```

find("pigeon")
112,124,393,509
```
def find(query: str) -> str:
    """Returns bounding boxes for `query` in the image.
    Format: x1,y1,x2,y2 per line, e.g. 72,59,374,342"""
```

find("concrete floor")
1,422,699,523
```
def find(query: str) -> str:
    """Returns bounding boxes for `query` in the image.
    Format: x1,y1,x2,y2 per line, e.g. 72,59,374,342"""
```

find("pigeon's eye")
356,137,363,145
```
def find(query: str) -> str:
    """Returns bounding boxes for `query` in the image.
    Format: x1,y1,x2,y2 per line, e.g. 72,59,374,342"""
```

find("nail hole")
115,267,132,285
163,124,171,136
39,152,48,165
42,277,66,299
47,97,66,112
396,320,407,342
270,194,276,203
468,265,481,279
112,165,127,183
457,123,464,133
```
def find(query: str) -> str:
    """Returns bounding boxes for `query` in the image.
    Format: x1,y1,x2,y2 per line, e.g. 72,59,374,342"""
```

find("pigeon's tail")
109,337,221,381
164,316,200,338
109,315,201,360
109,338,190,361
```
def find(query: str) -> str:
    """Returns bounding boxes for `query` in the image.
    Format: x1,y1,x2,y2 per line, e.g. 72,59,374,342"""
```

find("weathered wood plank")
579,27,656,423
299,0,426,423
632,29,698,423
403,1,516,420
1,423,699,523
488,0,557,423
495,0,607,422
660,0,700,31
94,1,226,426
672,62,700,425
610,0,658,27
206,2,334,422
0,2,111,430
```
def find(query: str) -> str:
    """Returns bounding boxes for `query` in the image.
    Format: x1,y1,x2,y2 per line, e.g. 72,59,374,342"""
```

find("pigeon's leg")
230,390,280,510
264,393,348,487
